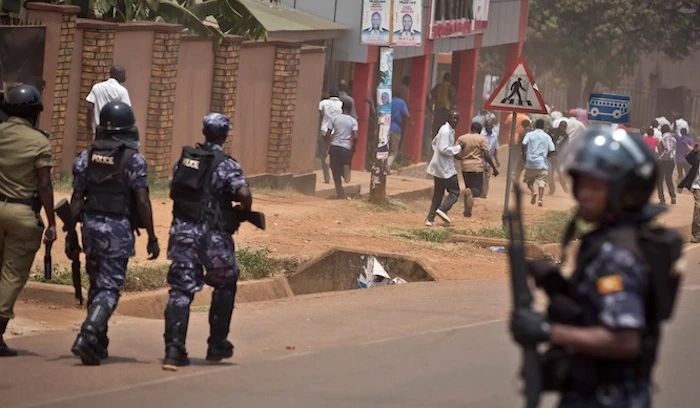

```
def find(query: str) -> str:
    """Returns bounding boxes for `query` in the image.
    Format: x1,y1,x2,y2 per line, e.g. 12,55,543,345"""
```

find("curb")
448,235,546,260
19,276,295,320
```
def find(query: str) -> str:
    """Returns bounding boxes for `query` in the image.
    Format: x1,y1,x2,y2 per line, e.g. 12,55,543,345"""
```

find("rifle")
44,235,53,280
506,183,542,408
54,199,84,305
226,208,266,232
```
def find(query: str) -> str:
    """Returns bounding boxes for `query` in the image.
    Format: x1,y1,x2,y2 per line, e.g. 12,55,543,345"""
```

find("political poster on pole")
361,0,391,46
392,0,422,47
376,47,393,159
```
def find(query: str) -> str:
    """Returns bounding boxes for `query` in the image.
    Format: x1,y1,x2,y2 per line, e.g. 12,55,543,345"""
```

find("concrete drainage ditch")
115,248,436,319
286,249,436,296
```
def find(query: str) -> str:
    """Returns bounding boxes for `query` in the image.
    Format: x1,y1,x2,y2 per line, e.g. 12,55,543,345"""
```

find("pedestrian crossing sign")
484,56,547,114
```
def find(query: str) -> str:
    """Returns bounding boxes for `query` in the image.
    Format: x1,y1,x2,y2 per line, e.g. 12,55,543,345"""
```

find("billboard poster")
393,0,422,47
428,0,491,40
376,47,393,159
361,0,391,46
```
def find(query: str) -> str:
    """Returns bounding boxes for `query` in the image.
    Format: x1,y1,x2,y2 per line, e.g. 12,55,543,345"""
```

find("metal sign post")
482,56,548,225
502,112,518,226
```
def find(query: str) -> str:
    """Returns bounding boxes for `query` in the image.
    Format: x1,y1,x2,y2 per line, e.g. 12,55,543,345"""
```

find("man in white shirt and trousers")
425,111,462,227
86,65,131,136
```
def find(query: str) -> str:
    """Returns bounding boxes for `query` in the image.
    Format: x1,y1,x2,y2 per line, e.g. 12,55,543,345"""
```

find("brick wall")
210,37,242,154
145,29,181,177
267,44,301,174
49,9,79,174
76,22,117,154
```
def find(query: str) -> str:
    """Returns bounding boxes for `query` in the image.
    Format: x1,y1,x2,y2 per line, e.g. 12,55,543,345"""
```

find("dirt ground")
38,183,579,282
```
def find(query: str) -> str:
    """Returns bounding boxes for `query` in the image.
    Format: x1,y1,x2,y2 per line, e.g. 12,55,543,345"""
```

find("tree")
59,0,272,42
525,0,700,108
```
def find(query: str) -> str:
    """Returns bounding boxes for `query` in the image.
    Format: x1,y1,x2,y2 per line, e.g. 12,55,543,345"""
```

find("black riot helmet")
1,84,43,118
559,126,657,215
98,101,135,132
96,102,139,147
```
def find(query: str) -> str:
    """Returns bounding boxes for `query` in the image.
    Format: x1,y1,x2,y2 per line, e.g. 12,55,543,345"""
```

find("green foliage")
526,0,700,97
30,262,169,292
58,0,268,42
395,228,455,243
236,246,275,280
458,209,591,244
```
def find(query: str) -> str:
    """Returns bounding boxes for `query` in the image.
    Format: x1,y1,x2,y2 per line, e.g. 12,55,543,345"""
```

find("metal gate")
0,23,46,94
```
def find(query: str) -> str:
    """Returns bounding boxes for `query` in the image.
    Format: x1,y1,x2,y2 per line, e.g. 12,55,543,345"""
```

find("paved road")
4,247,700,408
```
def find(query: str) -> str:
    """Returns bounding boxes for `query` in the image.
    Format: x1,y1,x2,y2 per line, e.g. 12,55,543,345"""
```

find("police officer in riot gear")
162,113,252,371
0,84,56,357
510,127,682,407
67,101,159,365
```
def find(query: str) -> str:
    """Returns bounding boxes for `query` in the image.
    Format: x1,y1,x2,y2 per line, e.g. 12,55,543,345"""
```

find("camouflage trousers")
166,218,239,309
85,257,128,312
558,380,651,408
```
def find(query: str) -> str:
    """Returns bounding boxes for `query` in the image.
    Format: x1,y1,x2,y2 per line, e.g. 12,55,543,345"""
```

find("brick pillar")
75,22,117,154
145,28,181,177
267,44,301,174
405,55,430,163
210,36,242,155
49,7,79,174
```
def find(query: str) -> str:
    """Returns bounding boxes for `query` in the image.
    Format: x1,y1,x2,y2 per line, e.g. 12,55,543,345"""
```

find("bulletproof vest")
567,224,682,384
84,139,138,220
170,144,235,232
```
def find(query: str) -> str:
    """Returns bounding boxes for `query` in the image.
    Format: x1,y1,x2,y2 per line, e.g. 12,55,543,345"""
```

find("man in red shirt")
643,127,659,154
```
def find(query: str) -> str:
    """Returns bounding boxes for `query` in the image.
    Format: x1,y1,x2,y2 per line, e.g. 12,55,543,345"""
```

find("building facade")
281,0,530,169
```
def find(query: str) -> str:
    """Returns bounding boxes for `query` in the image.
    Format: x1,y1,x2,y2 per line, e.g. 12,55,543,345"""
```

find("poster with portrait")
393,0,422,47
376,47,393,158
361,0,391,46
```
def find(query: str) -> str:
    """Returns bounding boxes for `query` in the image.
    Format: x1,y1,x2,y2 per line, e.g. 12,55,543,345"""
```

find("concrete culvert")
286,248,436,296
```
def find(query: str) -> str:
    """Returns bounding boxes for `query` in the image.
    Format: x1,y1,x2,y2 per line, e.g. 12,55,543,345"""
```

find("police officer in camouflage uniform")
67,101,159,366
0,85,56,357
510,127,682,407
162,113,252,371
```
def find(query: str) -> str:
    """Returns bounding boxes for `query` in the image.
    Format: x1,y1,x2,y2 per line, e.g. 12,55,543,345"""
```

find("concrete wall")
171,37,215,166
63,26,84,173
233,43,276,174
289,48,325,174
113,29,154,138
26,4,329,179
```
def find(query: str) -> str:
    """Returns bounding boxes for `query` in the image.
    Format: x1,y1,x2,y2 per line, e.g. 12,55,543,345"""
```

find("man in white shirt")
86,66,131,135
522,119,555,207
651,119,663,140
672,112,690,134
425,111,462,226
318,90,343,183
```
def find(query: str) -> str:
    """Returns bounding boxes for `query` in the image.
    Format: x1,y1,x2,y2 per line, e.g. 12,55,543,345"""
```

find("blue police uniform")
162,113,249,369
559,228,651,407
73,149,148,310
166,143,247,300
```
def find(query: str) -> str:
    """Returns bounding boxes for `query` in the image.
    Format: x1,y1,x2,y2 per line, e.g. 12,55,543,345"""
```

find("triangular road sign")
484,56,548,114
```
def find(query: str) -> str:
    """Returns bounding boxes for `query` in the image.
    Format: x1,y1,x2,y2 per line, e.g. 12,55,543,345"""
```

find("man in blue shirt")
389,89,414,167
522,119,555,207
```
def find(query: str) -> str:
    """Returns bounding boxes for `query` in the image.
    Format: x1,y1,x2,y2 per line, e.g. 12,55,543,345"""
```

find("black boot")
162,304,190,371
95,326,109,360
71,302,112,366
206,288,235,362
0,318,18,357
